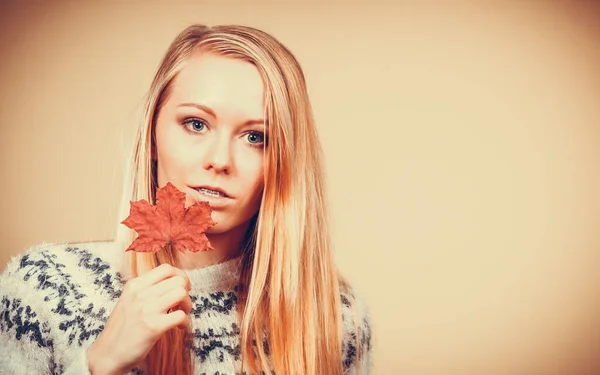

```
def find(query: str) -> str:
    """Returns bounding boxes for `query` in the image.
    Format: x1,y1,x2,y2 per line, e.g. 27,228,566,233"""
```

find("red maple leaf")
121,182,216,253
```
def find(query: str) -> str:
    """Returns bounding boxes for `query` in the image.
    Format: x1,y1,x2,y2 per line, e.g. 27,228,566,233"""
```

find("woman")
0,24,372,375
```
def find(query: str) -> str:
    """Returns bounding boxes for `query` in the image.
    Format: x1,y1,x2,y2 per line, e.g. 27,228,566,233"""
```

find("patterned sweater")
0,241,372,375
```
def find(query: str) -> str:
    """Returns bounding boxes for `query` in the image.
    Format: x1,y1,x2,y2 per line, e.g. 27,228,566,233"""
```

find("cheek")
237,152,265,199
156,124,195,176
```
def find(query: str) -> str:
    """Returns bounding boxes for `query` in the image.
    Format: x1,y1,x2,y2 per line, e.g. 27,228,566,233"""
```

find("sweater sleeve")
341,286,374,375
0,247,93,375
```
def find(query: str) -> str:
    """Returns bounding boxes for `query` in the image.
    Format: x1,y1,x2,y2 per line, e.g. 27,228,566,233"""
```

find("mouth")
192,186,231,199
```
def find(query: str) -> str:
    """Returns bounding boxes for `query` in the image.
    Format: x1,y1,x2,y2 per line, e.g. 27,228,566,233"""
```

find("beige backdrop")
1,1,599,374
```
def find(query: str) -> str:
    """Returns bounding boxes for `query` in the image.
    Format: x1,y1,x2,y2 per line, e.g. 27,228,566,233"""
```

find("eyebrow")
177,102,266,127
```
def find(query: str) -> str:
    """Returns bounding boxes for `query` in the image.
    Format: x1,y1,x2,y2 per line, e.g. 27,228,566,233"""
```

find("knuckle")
159,263,174,273
175,288,187,299
176,276,186,287
124,280,137,294
175,310,187,322
179,313,190,328
136,303,148,317
129,288,143,302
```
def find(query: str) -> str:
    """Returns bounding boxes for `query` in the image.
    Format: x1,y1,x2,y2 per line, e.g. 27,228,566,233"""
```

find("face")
153,52,266,235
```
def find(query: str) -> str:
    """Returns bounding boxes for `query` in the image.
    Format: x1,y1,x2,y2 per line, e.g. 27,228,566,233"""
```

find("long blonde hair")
114,24,357,375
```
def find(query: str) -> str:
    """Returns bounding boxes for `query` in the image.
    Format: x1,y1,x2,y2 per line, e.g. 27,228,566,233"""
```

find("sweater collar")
78,241,243,292
183,255,243,293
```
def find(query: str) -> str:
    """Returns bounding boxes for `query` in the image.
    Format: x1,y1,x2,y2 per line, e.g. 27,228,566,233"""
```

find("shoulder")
2,240,120,276
340,281,373,373
1,240,123,303
0,241,121,371
0,240,123,336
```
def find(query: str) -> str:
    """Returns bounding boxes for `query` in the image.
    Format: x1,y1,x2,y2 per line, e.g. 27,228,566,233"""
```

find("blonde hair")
114,24,360,375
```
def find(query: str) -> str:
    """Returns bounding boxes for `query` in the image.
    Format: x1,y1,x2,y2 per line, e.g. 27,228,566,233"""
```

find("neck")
175,220,250,270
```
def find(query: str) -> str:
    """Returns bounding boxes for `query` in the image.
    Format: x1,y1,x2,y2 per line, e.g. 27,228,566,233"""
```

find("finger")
157,287,189,314
131,263,177,290
140,276,189,300
171,267,191,291
167,293,192,316
156,309,190,331
179,294,193,316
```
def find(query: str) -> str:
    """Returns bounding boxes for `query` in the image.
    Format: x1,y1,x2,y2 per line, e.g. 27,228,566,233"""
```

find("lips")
192,185,231,198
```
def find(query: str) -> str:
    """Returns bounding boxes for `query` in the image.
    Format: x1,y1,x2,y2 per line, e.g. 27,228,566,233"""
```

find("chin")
205,224,226,235
206,215,257,236
205,219,237,233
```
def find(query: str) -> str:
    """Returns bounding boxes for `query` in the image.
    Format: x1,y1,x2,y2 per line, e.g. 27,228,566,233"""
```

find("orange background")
1,1,599,374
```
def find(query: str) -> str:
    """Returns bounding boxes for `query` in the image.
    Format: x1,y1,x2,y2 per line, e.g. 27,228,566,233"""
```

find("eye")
183,118,207,133
245,131,265,145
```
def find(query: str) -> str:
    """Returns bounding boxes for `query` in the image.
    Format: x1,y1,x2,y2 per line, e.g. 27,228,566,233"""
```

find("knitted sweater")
0,241,372,375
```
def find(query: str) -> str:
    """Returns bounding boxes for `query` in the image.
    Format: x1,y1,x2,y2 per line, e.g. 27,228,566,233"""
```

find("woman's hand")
86,263,192,375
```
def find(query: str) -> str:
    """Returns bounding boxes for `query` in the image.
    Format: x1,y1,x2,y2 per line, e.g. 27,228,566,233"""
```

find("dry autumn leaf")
121,182,216,253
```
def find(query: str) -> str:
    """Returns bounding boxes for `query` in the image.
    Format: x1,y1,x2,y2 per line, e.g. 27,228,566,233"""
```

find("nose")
202,133,232,174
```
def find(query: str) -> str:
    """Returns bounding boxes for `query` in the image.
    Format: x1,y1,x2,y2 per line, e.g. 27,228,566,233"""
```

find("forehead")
168,53,265,116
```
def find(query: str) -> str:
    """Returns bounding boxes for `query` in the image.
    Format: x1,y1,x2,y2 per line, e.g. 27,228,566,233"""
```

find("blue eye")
246,131,265,145
183,118,207,133
190,120,205,132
